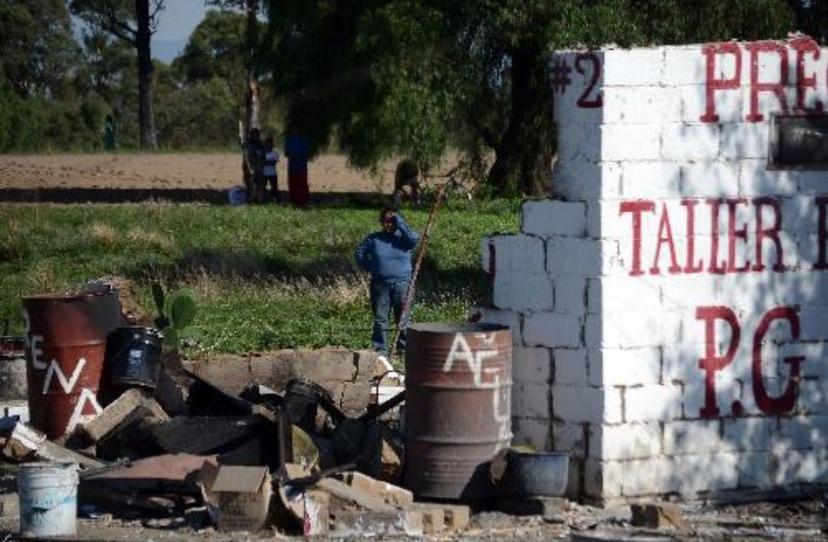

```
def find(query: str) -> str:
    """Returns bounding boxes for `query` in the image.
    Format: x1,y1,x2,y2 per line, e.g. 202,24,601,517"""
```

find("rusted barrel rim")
22,291,114,302
409,323,509,333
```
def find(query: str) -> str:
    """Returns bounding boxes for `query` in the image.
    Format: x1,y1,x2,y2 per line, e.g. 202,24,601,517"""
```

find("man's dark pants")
370,278,409,355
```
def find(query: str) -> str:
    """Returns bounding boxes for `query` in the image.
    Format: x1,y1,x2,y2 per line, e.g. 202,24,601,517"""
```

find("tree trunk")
487,45,554,196
243,0,260,134
136,0,157,149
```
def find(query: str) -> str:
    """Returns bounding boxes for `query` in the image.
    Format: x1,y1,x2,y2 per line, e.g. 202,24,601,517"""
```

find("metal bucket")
107,326,163,390
404,323,512,500
22,291,121,438
19,462,79,538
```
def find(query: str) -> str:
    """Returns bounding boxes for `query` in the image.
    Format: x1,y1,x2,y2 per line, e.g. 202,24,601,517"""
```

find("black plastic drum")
106,326,163,390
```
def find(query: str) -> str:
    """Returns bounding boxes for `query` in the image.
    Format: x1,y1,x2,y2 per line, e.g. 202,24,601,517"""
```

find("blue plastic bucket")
19,462,78,537
228,186,248,205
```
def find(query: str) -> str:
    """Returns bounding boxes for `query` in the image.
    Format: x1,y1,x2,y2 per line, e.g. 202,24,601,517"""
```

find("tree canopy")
0,0,825,190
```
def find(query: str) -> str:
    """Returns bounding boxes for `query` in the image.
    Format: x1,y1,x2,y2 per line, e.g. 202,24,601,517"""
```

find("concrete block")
663,419,722,455
668,452,739,494
587,276,660,314
490,234,546,274
678,84,743,124
722,417,771,452
624,385,682,422
584,458,622,498
554,276,586,316
770,448,824,486
590,422,662,460
521,200,587,238
621,456,673,496
330,509,423,537
602,124,662,161
603,86,682,124
589,347,662,386
551,420,587,457
512,381,550,419
553,160,621,200
603,48,663,86
720,122,769,160
661,46,706,86
512,417,551,452
773,415,828,450
79,388,169,444
630,503,686,529
680,160,740,198
661,124,720,161
552,385,622,424
738,159,800,197
512,347,552,384
547,237,622,277
558,123,602,163
800,308,828,342
553,348,588,386
737,451,771,489
586,311,681,349
619,160,682,199
340,471,413,506
493,271,554,311
523,311,582,348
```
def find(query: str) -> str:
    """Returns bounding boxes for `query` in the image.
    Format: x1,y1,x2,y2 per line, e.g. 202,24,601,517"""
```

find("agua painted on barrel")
22,291,121,438
404,323,512,500
19,462,79,538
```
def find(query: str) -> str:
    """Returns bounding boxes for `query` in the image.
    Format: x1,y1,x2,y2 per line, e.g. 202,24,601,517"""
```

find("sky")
152,1,210,62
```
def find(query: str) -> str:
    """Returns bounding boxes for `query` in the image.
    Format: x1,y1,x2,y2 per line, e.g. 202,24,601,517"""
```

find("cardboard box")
202,464,273,531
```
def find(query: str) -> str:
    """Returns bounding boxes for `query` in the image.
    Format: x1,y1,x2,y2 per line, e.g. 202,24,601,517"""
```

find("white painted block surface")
663,419,722,455
603,48,663,86
552,384,623,424
590,422,662,460
624,384,682,422
547,238,622,277
602,124,662,161
669,452,739,494
661,124,720,161
589,347,662,386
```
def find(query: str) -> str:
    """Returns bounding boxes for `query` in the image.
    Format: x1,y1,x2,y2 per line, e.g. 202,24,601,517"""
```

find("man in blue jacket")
355,208,420,357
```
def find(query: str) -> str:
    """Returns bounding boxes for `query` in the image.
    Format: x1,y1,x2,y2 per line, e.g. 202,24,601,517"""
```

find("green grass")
0,198,519,354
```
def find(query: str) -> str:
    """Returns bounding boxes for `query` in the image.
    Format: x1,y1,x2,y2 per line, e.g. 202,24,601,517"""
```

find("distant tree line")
1,0,826,194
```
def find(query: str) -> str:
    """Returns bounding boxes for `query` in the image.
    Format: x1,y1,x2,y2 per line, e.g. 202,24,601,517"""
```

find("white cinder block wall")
475,39,828,501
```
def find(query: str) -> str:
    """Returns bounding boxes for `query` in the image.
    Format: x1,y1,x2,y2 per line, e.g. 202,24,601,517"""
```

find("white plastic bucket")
19,462,79,538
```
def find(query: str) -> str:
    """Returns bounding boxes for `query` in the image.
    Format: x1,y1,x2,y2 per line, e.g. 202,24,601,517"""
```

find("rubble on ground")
0,339,824,539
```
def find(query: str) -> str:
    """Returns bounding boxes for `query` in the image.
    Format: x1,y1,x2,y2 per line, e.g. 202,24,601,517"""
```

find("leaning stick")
387,181,450,362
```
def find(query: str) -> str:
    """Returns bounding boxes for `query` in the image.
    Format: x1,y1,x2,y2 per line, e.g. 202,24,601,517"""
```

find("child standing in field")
355,208,420,360
263,137,280,203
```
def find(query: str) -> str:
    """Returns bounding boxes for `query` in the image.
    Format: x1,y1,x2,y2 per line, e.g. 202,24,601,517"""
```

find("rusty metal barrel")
404,323,512,500
22,292,121,438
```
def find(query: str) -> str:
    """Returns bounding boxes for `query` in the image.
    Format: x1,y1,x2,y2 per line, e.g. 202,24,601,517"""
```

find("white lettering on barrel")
443,333,497,387
42,357,86,395
65,387,102,433
22,310,47,370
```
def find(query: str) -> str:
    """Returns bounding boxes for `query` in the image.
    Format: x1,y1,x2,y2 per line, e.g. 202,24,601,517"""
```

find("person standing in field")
263,136,280,203
284,128,310,207
244,128,266,203
355,208,420,359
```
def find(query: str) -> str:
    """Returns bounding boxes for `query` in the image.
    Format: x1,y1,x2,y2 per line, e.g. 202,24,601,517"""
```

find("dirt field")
0,153,396,193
